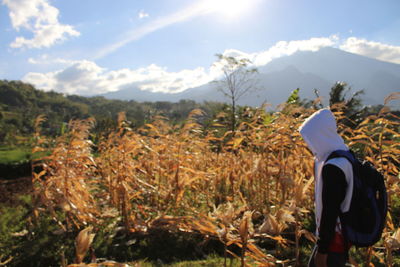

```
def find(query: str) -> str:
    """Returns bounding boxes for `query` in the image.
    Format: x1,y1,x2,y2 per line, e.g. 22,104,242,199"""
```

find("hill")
0,80,223,147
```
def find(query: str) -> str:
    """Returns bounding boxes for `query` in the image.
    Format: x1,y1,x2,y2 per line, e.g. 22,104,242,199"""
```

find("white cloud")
340,37,400,64
207,36,339,78
22,36,342,95
138,10,149,19
247,36,339,66
28,54,78,65
22,36,400,96
23,60,213,95
3,0,80,49
24,36,338,95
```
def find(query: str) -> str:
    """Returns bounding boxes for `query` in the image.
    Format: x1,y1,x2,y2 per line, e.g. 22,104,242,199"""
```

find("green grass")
133,255,245,267
0,147,31,164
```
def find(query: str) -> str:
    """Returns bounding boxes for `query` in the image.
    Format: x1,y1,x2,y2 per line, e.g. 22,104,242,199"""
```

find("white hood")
299,108,352,234
299,108,348,161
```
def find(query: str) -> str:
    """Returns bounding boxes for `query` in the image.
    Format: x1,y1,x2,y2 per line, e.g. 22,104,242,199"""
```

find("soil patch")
0,176,33,203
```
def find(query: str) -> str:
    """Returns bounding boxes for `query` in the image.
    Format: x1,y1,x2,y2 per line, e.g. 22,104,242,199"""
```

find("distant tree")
329,82,363,111
280,88,301,115
329,82,364,126
213,54,258,133
286,88,300,105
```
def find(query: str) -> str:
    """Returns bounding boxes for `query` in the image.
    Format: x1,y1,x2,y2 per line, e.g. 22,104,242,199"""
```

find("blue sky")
1,0,400,95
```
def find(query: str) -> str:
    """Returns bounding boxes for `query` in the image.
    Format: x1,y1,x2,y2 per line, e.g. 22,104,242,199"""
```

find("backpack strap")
327,150,361,182
326,150,356,165
325,149,357,249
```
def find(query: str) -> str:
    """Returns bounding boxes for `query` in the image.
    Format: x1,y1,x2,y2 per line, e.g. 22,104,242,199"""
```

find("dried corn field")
30,100,400,266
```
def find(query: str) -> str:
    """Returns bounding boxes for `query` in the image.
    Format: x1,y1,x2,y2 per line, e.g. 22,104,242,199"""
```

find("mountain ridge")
102,47,400,106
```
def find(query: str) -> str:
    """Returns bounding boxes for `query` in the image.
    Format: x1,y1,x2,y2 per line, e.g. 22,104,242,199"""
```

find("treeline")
0,80,226,146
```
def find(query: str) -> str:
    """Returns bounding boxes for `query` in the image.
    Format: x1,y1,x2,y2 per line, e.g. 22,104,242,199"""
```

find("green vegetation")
0,147,31,164
0,80,227,148
0,80,227,178
0,193,240,266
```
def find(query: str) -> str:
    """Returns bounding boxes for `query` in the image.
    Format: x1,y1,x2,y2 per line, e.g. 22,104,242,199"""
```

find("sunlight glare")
201,0,257,19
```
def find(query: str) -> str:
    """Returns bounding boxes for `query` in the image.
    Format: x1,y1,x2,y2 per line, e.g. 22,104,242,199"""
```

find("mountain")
175,66,333,106
259,47,400,104
101,85,178,102
102,47,400,106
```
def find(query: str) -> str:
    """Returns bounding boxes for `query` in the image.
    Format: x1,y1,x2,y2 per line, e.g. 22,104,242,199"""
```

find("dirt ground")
0,176,32,203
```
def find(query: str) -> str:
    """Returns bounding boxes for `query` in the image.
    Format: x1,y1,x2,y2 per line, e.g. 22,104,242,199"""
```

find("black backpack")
327,149,388,247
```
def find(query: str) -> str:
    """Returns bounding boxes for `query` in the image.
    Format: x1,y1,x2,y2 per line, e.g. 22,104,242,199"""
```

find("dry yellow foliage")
31,102,399,266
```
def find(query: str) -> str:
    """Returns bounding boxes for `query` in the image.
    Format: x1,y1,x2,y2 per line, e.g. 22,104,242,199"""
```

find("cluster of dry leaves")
30,98,399,266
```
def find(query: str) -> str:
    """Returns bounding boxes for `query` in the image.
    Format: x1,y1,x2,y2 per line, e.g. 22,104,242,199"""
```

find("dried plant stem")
241,242,246,267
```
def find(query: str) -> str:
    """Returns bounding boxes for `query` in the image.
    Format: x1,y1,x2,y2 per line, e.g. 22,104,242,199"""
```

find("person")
299,108,353,267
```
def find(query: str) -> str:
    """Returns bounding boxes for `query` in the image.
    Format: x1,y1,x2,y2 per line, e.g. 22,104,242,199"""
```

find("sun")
213,0,249,18
200,0,257,19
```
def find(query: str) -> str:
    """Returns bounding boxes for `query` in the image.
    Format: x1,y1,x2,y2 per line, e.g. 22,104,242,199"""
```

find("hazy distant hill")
102,47,400,106
101,85,178,103
259,47,400,104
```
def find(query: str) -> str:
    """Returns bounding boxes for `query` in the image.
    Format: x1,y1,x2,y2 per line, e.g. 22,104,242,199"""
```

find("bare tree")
214,54,258,133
